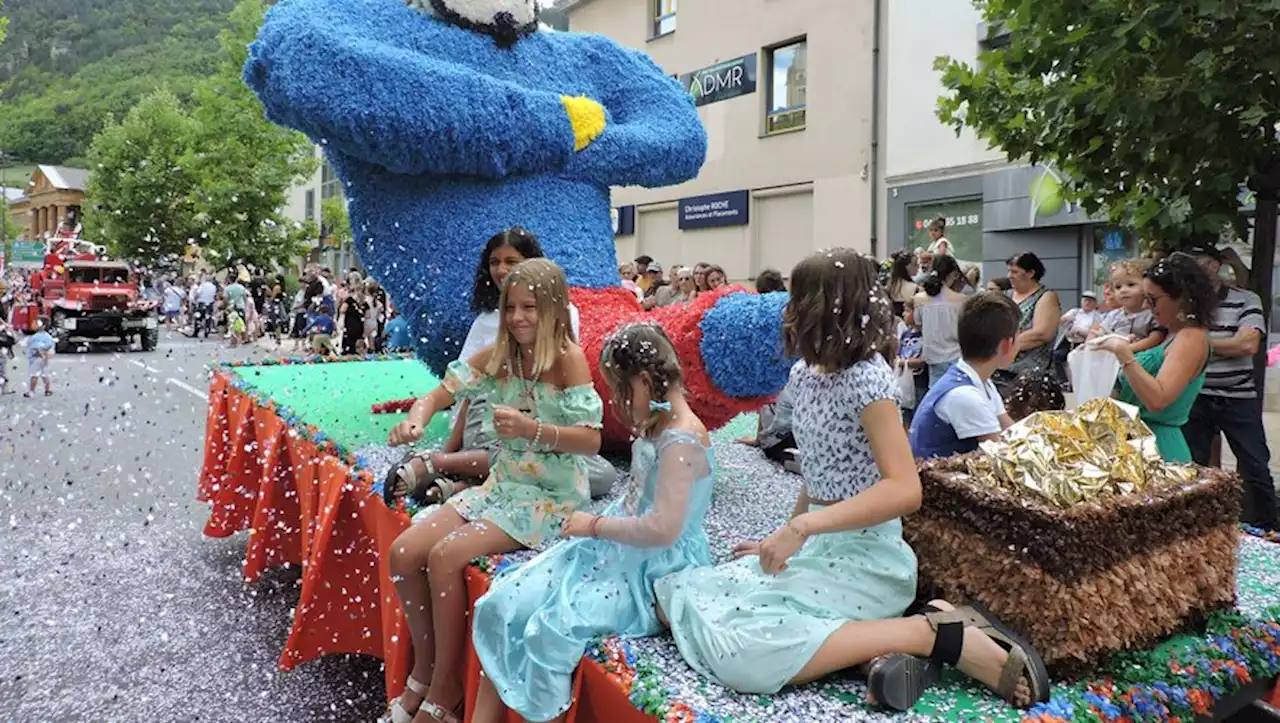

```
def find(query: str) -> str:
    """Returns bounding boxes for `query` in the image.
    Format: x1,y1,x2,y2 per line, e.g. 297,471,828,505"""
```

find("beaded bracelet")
589,514,603,538
532,420,544,448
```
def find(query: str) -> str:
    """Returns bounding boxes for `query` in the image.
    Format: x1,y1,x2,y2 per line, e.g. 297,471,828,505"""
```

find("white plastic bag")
896,359,916,409
1067,343,1121,405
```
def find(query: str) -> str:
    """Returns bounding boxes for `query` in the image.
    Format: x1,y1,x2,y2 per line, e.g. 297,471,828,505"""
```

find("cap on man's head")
647,261,663,273
1081,290,1097,300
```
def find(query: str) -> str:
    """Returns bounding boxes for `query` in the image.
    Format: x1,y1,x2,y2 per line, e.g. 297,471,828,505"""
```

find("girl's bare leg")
415,519,522,721
471,674,506,723
790,600,1029,705
388,507,467,712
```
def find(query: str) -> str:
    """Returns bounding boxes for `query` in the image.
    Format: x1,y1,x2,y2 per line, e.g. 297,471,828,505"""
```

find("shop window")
653,0,676,37
1090,226,1138,294
905,198,984,270
765,39,807,135
321,161,343,201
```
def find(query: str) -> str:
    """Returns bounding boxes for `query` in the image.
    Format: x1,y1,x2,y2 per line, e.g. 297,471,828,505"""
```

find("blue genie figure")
245,0,791,441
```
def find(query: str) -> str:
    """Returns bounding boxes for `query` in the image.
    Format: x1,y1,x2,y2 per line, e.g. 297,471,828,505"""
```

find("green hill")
0,0,237,165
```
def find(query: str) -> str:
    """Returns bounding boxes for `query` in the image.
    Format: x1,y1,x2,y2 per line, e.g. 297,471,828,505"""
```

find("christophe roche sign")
679,53,758,107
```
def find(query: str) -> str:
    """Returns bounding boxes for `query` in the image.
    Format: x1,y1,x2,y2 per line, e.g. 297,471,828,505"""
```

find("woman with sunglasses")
1092,254,1216,462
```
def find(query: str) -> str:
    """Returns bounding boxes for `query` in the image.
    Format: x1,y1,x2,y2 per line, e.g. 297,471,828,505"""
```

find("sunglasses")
1143,293,1168,305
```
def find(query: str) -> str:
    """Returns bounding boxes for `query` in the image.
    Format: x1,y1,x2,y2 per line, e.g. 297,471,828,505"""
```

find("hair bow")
648,400,672,413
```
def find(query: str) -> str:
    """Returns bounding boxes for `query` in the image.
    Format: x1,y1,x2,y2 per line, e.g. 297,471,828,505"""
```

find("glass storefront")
906,197,983,270
1090,226,1138,295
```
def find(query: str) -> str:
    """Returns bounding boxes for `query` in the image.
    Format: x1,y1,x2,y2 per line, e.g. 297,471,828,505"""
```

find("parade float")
196,0,1280,720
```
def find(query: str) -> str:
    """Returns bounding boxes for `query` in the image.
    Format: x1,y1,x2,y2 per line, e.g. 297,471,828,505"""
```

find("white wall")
884,0,1004,182
281,146,323,226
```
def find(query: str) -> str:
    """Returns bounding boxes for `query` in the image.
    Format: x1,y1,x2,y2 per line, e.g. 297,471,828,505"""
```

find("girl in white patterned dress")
655,249,1051,711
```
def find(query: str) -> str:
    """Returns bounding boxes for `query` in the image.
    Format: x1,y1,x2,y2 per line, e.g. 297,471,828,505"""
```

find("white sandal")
381,676,428,723
417,700,463,723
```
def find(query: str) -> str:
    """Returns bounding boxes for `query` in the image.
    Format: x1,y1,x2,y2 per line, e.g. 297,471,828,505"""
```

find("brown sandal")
921,603,1051,707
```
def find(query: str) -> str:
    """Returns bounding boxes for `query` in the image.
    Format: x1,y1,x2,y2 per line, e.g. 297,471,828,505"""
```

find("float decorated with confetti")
201,356,1280,722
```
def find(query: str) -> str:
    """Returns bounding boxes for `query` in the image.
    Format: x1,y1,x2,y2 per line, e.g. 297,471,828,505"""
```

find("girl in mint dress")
470,323,716,723
382,260,604,723
1096,254,1215,464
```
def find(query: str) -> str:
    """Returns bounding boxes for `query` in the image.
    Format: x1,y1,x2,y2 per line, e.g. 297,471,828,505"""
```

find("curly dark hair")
598,322,684,433
1006,368,1066,421
784,249,895,370
1145,252,1217,327
470,227,545,313
755,269,786,294
922,254,963,296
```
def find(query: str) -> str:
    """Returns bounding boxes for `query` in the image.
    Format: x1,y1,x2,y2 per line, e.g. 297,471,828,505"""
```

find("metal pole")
1251,193,1275,394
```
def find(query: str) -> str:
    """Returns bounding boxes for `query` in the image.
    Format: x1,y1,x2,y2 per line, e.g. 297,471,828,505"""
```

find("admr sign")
679,54,757,107
679,190,749,230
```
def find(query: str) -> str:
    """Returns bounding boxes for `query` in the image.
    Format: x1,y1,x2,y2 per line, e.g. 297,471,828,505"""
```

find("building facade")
10,165,89,239
566,0,885,281
883,0,1143,305
281,146,361,273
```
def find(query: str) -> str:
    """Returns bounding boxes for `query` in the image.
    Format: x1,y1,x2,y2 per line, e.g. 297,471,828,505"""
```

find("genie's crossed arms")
245,0,703,188
245,0,792,414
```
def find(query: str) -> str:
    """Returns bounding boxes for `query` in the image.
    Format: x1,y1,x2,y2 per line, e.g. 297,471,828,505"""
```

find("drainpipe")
868,0,883,258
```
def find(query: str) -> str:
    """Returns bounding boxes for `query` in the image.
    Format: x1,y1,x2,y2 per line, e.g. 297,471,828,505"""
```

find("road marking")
129,360,160,374
166,378,208,400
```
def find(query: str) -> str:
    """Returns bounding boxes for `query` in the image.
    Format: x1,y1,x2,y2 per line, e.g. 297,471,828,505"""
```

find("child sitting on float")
384,228,615,510
470,322,717,723
382,258,605,723
909,292,1020,459
654,250,1050,712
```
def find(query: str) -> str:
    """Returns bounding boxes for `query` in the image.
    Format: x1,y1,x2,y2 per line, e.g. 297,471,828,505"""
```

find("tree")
935,1,1280,245
184,0,317,269
83,89,205,260
1,0,8,48
321,196,351,243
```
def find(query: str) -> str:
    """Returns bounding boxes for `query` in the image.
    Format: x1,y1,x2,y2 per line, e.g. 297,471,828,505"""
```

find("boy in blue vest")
910,293,1020,459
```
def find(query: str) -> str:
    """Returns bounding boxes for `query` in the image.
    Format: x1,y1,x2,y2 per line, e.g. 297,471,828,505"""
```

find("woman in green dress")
1095,253,1216,463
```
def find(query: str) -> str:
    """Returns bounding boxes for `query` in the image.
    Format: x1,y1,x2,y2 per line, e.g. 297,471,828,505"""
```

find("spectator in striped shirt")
1182,244,1276,531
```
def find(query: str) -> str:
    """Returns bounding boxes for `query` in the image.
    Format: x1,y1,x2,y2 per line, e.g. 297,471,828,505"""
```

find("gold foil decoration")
965,398,1196,508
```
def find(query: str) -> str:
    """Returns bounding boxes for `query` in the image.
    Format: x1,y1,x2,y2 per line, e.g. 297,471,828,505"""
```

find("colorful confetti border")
470,543,1280,723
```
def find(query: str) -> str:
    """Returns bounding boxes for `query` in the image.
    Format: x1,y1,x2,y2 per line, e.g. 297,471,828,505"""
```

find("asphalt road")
0,331,388,723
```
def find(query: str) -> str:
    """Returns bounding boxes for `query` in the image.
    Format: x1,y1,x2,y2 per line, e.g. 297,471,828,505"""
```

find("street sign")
10,240,45,268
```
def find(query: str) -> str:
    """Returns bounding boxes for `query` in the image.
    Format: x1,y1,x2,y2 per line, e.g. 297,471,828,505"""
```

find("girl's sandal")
381,676,428,723
417,701,463,723
866,604,946,711
922,603,1051,707
383,452,444,507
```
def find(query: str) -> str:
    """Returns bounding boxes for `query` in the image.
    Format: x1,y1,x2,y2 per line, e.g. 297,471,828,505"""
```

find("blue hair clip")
649,400,672,413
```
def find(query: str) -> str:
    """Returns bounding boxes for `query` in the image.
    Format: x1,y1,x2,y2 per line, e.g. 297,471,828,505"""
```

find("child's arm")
1128,327,1165,354
758,399,920,574
390,348,494,445
496,346,602,455
443,399,468,453
581,437,710,548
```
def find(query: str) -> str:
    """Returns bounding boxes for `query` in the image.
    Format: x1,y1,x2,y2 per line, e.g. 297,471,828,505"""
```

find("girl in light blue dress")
471,323,716,723
655,250,1052,712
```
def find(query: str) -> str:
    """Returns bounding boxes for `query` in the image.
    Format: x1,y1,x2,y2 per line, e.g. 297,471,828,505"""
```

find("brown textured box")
905,457,1242,676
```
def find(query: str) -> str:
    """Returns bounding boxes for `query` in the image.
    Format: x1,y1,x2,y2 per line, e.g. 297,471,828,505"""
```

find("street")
0,331,388,723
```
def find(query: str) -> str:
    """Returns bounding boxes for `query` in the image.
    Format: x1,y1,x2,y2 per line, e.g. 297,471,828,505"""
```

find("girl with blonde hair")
382,258,605,723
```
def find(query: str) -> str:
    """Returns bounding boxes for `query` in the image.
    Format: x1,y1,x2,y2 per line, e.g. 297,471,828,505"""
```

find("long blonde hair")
484,258,575,378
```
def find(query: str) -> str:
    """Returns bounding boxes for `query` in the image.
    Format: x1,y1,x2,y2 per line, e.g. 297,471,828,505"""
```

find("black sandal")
866,604,945,711
921,603,1051,707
